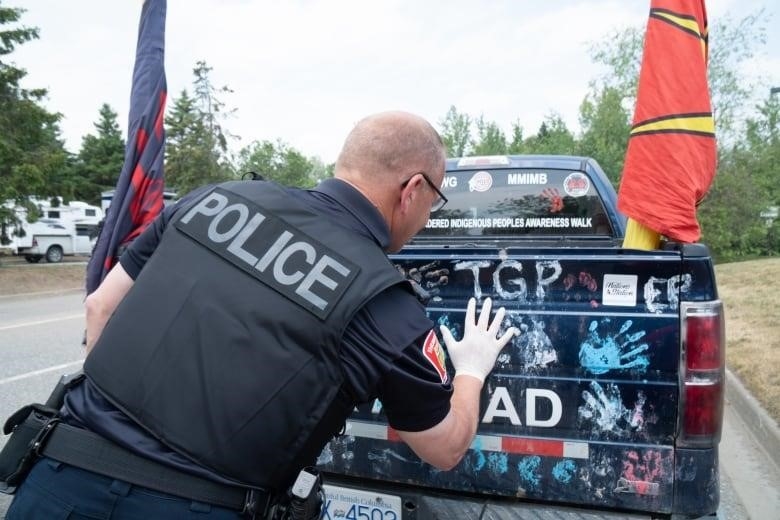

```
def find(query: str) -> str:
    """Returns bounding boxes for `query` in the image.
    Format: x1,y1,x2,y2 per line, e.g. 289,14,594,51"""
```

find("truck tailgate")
319,246,693,515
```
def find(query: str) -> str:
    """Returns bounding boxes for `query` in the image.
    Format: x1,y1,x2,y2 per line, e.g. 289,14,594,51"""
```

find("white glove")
439,297,519,383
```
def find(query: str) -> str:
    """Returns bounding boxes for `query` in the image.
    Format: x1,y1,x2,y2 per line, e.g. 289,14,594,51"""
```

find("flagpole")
85,0,167,294
623,218,661,250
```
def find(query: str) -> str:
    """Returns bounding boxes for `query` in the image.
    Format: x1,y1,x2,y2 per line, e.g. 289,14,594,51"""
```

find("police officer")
6,111,517,519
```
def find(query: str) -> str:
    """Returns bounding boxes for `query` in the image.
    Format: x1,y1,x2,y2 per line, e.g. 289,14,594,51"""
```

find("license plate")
321,484,402,520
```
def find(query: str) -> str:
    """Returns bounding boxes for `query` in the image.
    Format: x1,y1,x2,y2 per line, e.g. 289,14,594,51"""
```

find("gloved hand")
439,297,519,383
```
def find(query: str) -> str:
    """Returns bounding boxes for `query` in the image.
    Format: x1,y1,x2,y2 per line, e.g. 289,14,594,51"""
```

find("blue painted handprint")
578,318,650,374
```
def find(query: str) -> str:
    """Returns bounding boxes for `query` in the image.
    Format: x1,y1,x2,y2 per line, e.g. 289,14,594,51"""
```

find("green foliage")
235,139,326,188
522,114,577,155
583,8,774,260
2,1,776,268
508,121,527,154
701,92,780,260
440,111,577,159
165,90,226,195
578,86,631,185
0,3,68,236
708,10,767,139
471,115,507,155
698,158,767,261
164,62,237,195
743,94,780,205
74,103,125,204
588,27,643,105
192,61,235,154
589,10,768,144
439,106,472,157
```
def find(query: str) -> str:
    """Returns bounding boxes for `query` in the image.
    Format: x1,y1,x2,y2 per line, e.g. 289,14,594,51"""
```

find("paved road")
0,290,769,518
0,290,86,517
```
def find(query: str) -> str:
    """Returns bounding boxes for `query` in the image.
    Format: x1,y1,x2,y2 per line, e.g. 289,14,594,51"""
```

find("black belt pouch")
0,403,59,494
0,370,83,493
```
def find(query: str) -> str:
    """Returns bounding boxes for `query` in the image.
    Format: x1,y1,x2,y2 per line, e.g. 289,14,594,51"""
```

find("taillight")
683,381,723,436
678,301,725,447
686,313,723,370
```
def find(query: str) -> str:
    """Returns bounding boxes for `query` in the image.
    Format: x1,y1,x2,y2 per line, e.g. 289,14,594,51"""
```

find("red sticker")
423,330,449,383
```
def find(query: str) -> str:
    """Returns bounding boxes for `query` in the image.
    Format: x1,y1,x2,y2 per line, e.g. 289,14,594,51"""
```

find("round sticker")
563,172,590,197
468,171,493,192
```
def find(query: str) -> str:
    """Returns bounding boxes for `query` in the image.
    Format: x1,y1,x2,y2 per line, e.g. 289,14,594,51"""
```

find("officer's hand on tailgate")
439,297,518,383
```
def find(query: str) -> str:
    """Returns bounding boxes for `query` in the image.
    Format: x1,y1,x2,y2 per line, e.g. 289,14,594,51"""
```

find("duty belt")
37,421,272,516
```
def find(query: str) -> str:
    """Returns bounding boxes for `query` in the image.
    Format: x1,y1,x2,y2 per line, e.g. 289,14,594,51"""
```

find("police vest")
85,180,404,488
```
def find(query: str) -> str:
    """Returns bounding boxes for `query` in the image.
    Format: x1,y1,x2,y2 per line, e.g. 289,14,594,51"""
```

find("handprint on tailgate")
578,318,649,374
578,381,648,438
397,261,450,303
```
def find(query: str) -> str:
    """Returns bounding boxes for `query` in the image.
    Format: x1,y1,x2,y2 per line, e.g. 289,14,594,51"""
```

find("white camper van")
5,198,103,263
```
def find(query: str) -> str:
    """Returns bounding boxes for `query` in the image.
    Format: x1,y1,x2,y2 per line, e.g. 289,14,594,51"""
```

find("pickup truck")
14,220,95,263
316,155,724,519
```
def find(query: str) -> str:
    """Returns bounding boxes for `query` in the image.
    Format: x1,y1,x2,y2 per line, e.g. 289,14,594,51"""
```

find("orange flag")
618,0,717,248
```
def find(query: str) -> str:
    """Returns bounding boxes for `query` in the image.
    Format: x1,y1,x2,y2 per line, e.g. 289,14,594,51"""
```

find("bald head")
335,111,446,184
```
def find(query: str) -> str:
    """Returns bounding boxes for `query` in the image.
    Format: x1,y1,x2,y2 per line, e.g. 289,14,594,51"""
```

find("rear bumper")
671,447,719,517
323,458,720,520
321,473,707,519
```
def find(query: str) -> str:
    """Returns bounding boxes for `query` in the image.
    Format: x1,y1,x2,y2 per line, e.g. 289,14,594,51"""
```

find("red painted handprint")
541,187,564,213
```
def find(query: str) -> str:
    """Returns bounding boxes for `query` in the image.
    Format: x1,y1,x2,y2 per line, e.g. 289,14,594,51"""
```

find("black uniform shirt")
64,179,453,484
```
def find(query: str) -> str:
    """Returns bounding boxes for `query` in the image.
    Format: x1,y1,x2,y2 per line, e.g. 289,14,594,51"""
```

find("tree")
235,139,323,188
192,60,235,155
587,10,768,143
707,10,768,139
699,92,780,258
508,120,528,154
743,93,780,204
588,27,644,107
164,63,237,195
697,152,768,260
584,9,772,260
0,3,67,244
522,114,577,155
471,115,508,155
577,86,631,185
438,106,472,157
165,89,225,194
75,103,125,204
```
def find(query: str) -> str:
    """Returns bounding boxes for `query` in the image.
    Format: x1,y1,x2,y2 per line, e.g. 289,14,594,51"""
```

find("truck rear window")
419,168,612,237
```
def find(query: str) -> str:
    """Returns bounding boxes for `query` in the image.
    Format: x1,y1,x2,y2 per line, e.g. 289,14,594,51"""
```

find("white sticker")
602,274,638,306
563,172,590,197
468,171,493,192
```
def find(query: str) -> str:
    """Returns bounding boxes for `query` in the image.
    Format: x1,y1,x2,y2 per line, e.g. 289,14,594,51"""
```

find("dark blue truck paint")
317,156,722,519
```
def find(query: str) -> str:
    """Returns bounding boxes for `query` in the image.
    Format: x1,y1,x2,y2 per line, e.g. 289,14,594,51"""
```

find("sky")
11,0,780,165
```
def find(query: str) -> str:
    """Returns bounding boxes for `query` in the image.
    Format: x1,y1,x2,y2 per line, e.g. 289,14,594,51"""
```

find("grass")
1,256,777,422
715,257,780,423
0,260,86,296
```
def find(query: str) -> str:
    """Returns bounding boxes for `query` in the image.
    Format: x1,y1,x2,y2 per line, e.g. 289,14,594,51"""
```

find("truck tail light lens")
678,302,725,447
683,381,723,436
686,313,722,370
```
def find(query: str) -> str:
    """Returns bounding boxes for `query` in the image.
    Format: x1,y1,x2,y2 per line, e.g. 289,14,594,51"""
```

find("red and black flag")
618,0,717,248
86,0,167,293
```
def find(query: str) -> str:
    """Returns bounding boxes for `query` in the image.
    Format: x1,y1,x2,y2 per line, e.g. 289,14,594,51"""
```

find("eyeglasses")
401,172,448,212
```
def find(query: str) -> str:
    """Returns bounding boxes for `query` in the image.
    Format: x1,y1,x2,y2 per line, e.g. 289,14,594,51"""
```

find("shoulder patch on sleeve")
423,330,449,384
